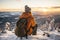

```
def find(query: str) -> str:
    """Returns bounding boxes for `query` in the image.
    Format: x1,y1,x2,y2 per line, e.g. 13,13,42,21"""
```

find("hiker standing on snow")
15,5,38,39
20,5,37,35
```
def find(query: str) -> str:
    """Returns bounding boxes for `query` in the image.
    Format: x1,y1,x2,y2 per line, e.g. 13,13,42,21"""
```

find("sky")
0,0,60,9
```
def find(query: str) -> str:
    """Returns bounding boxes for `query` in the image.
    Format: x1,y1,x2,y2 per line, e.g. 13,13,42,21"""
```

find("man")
19,5,37,35
15,5,37,39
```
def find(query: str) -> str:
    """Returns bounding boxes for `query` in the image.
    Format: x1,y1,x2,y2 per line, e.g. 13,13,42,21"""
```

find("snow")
0,29,60,40
0,28,59,40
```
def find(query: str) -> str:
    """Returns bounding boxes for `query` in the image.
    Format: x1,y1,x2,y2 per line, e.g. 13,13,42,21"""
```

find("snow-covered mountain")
0,12,60,40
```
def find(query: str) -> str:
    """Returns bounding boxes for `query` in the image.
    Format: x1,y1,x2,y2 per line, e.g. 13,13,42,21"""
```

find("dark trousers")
32,24,38,35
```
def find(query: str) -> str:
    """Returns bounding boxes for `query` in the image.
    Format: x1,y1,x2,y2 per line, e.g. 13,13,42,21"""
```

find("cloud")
0,0,60,9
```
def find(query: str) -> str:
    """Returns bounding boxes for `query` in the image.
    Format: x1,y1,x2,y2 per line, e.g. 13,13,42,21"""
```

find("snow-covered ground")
0,29,58,40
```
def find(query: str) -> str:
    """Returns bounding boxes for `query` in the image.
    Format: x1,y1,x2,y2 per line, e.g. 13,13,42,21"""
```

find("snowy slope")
0,29,55,40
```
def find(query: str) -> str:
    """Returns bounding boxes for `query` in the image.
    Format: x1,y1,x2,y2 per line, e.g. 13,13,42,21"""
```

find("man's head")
25,5,31,13
25,5,28,8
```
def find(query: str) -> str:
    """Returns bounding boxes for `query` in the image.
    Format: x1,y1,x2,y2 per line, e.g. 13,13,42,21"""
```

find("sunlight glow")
42,8,49,12
42,8,48,12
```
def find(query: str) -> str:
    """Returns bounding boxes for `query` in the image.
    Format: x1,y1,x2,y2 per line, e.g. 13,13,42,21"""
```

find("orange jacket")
19,12,36,35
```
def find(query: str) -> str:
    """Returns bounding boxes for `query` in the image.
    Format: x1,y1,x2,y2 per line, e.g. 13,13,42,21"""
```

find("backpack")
15,18,27,37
